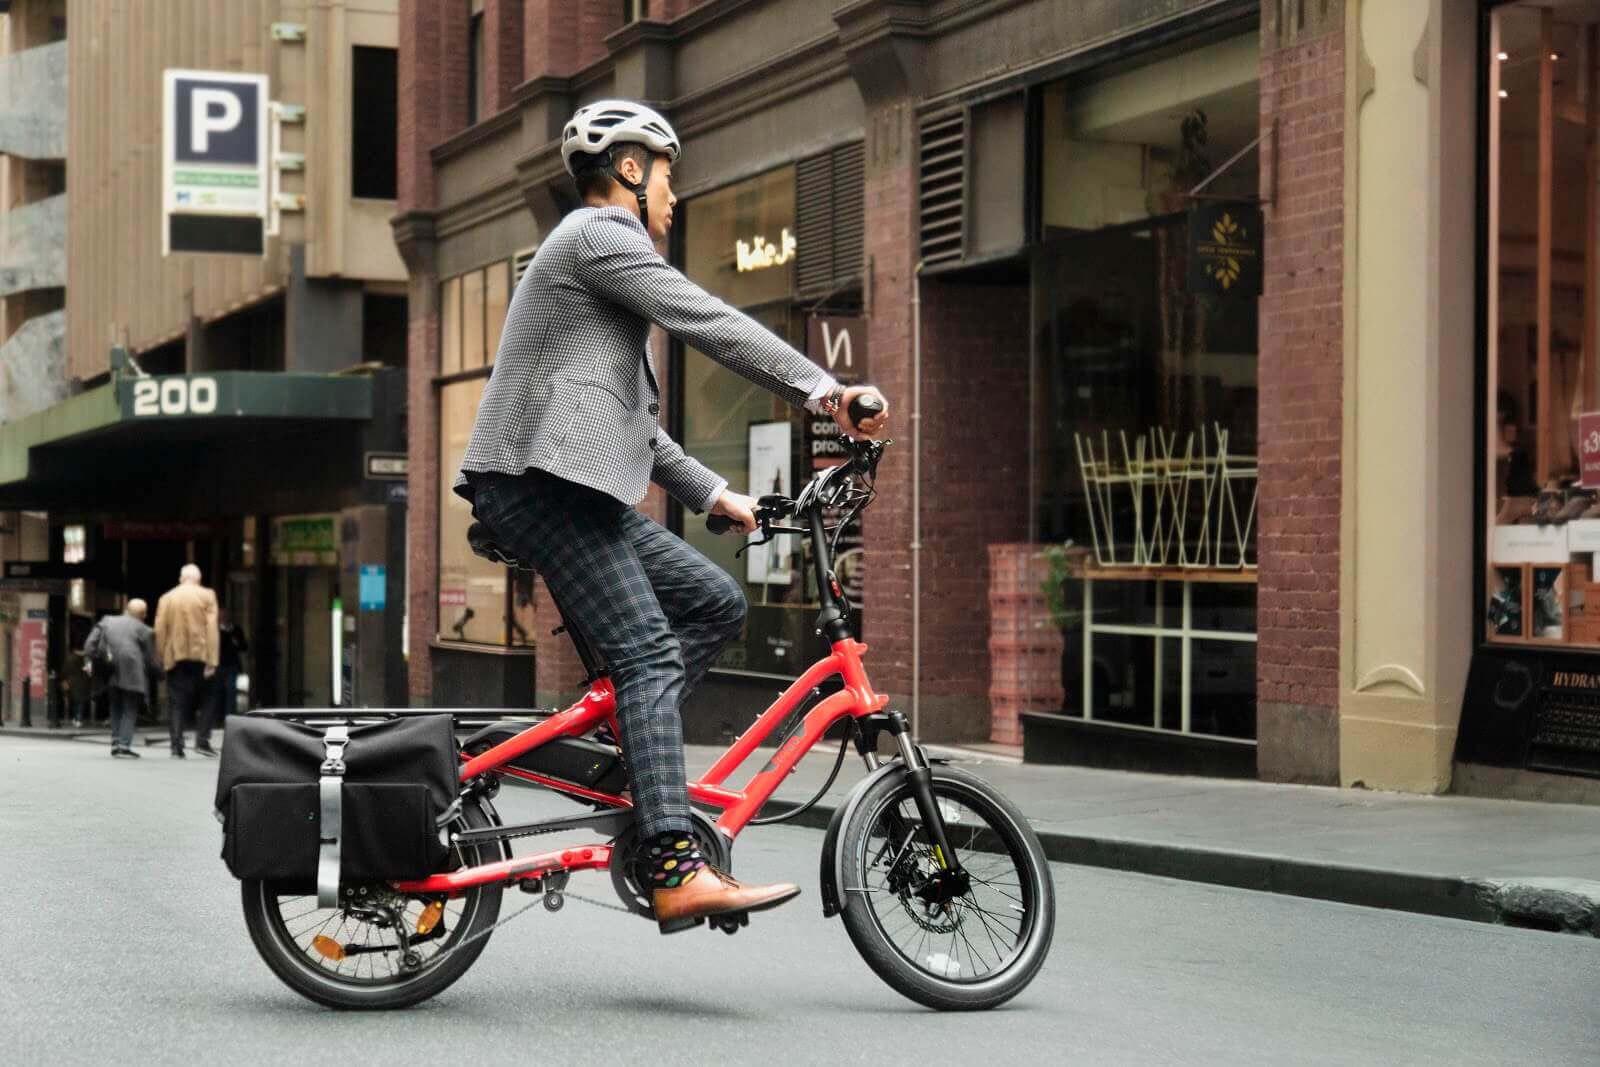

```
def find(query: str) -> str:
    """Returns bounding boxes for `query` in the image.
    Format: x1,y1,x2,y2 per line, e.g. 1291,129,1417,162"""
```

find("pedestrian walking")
209,607,248,725
154,564,220,759
83,600,159,758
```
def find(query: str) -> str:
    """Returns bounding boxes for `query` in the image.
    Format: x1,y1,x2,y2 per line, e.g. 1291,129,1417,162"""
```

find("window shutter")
918,109,966,267
795,141,865,298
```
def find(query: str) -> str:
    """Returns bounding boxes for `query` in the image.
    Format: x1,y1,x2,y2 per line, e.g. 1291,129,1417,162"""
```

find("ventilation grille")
513,246,537,284
795,141,866,298
918,109,966,267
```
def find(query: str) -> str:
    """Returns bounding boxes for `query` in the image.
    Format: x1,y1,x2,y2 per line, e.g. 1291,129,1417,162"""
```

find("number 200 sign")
129,377,219,417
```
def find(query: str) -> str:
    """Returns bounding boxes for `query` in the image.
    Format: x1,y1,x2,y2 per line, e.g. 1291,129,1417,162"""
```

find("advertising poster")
746,421,793,586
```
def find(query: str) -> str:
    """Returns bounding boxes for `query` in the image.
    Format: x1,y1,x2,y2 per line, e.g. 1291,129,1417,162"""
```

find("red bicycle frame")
393,637,887,896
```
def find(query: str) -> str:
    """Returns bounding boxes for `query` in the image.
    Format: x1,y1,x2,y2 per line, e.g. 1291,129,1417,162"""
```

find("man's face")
618,152,676,242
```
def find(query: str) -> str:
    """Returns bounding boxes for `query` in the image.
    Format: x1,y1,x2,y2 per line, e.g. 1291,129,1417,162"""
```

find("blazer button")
649,437,659,450
649,402,660,415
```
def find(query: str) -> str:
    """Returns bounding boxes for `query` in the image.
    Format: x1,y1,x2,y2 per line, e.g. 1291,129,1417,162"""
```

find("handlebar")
706,435,885,536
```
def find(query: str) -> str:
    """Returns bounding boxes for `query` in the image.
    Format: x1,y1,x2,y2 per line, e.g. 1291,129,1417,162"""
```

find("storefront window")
678,166,856,677
1034,30,1260,741
435,257,532,647
1484,2,1600,647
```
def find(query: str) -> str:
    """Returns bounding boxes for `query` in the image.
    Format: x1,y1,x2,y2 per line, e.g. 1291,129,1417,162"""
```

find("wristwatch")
818,384,846,418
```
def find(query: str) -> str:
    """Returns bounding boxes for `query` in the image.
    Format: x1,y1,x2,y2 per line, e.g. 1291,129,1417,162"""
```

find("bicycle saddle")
467,521,529,570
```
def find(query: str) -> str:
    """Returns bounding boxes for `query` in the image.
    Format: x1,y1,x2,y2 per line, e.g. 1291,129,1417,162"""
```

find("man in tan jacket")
155,564,219,758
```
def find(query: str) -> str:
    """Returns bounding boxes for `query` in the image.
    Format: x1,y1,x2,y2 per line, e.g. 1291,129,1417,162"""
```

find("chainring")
608,812,730,918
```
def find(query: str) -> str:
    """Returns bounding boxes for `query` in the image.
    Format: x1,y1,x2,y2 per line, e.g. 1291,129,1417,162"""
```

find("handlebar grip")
706,514,735,535
848,393,884,425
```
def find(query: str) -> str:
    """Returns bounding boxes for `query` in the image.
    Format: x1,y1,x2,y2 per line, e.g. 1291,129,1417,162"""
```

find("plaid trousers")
469,470,746,838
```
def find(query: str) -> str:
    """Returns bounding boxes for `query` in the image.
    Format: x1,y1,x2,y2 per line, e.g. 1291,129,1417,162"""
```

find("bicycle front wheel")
837,765,1054,1010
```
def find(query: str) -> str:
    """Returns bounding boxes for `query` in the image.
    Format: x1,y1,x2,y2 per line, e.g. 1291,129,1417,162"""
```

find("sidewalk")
7,721,1597,934
682,742,1600,937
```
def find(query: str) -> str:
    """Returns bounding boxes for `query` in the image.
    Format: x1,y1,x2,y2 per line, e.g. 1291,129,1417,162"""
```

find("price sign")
1581,413,1600,489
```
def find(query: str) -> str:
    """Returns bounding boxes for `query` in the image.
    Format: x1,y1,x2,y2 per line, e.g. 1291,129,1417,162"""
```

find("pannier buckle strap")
316,725,350,908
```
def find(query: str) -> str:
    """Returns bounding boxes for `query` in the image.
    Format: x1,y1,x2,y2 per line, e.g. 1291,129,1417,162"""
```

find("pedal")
708,912,749,936
657,915,706,935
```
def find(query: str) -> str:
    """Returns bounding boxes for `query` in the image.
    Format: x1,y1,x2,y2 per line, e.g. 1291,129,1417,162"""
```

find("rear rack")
243,708,549,731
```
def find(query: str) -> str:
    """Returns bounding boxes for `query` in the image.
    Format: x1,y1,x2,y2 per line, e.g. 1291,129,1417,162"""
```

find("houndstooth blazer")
454,206,834,513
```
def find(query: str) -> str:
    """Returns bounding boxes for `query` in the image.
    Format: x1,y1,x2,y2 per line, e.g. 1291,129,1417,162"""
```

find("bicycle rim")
254,831,492,991
855,781,1038,984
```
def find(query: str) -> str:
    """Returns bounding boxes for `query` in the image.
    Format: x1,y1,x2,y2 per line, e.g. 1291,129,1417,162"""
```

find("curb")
757,798,1597,936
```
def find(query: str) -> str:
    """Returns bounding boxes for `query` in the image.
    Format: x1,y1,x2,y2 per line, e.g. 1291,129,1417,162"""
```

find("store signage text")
1187,202,1263,298
807,316,868,378
736,228,797,272
129,376,219,417
1551,670,1600,690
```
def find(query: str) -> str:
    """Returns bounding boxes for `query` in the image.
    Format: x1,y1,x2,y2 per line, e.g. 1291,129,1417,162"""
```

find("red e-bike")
239,434,1055,1011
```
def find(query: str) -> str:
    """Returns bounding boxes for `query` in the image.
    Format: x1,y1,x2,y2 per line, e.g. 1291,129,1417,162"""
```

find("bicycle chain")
388,880,639,976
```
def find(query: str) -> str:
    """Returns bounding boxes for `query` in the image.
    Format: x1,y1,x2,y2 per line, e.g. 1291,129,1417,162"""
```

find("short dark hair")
573,142,654,200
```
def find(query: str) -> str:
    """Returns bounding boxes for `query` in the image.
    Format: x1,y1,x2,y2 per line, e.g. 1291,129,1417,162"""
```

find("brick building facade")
1256,1,1346,782
394,0,1586,802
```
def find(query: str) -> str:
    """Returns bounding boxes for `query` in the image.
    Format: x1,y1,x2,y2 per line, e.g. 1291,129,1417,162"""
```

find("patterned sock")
648,832,707,889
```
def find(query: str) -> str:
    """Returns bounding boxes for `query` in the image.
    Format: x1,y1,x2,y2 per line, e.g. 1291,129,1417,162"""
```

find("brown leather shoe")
652,865,800,934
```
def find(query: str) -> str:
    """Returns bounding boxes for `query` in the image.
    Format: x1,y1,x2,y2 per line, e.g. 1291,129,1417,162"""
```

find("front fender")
818,760,906,918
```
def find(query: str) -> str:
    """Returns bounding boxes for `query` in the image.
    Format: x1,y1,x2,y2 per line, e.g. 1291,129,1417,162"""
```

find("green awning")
0,371,376,506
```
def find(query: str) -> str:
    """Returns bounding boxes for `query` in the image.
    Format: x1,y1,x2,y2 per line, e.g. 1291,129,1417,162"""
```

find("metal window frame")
1079,575,1257,745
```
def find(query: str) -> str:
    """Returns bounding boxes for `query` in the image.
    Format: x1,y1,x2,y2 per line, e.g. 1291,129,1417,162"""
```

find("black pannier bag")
215,714,459,898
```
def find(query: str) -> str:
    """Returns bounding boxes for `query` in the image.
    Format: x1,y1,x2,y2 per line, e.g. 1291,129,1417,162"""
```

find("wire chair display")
1075,425,1256,570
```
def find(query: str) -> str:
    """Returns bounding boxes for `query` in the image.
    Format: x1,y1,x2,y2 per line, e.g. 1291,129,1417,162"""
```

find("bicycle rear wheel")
837,765,1054,1010
240,800,504,1010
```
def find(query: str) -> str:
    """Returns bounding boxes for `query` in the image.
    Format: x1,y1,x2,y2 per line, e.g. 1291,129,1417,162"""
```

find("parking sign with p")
163,70,269,255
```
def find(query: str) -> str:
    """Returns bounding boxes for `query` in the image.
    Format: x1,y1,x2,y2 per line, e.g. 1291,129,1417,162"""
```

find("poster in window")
1531,566,1567,642
746,420,793,586
1487,564,1526,640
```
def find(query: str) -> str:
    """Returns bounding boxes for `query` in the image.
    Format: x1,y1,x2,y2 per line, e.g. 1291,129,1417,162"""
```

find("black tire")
837,765,1054,1011
240,800,505,1010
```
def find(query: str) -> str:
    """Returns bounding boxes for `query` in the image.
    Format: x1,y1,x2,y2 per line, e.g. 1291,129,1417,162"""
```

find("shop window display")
435,259,532,647
1485,2,1600,648
1034,31,1260,741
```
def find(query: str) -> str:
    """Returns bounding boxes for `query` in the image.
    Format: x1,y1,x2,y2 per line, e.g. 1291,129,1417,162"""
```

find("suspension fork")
867,710,967,889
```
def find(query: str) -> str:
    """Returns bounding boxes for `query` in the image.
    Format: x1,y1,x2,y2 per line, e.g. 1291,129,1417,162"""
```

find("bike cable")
748,718,856,826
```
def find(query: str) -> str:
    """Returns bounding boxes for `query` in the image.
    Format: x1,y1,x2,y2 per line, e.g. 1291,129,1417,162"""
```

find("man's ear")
616,154,643,186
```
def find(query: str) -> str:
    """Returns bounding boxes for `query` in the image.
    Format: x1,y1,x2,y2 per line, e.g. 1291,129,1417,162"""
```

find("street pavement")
2,734,1597,1066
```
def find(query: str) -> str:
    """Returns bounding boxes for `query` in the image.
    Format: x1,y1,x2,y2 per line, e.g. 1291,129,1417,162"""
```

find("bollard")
47,669,61,728
20,680,31,728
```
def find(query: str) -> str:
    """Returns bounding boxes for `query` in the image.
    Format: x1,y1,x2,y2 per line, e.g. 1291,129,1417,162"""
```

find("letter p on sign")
190,88,243,154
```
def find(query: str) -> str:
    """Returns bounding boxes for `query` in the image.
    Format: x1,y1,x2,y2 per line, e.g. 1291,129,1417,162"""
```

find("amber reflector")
416,901,444,936
311,935,346,961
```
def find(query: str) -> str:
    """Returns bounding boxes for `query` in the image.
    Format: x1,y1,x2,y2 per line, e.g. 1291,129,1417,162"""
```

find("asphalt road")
2,735,1596,1066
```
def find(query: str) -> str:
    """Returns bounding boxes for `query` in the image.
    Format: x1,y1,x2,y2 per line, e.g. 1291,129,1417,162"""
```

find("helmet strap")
603,150,656,232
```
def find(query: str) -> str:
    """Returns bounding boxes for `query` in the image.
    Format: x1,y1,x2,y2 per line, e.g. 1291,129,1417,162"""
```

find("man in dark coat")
84,599,159,758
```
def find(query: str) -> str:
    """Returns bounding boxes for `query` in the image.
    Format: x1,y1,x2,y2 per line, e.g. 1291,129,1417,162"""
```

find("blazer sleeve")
84,623,103,661
651,426,728,514
574,212,836,408
140,626,159,674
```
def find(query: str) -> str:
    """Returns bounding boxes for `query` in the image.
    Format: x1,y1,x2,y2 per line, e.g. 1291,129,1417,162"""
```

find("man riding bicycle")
456,100,889,932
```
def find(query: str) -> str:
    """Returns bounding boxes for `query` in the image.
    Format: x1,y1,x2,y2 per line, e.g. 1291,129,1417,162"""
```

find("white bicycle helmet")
562,100,680,230
561,100,680,175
